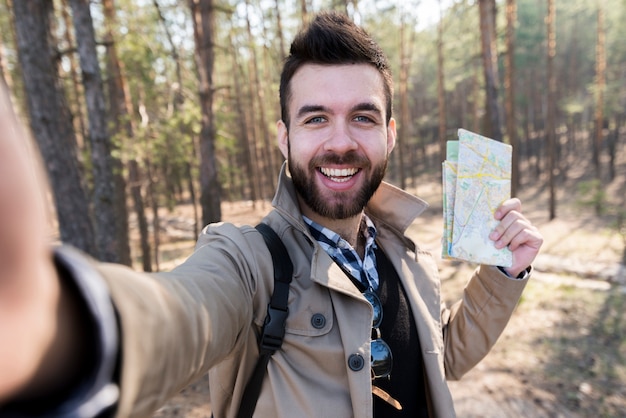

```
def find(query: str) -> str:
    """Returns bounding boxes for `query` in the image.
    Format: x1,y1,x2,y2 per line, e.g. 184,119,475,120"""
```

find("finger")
494,197,521,220
490,209,524,244
507,223,543,252
496,218,529,249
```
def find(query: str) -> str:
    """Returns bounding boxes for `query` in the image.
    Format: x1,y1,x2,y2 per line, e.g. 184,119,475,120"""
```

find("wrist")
498,265,531,280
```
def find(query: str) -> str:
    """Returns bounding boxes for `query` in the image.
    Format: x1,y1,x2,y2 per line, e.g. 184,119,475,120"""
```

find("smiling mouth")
319,167,360,183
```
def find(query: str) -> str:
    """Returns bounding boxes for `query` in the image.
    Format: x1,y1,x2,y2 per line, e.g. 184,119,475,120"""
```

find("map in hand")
442,129,513,267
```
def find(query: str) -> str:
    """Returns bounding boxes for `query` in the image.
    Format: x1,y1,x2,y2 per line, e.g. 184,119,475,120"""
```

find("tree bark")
229,29,259,204
244,0,275,197
190,0,221,226
505,0,519,196
546,0,557,220
593,3,606,183
437,0,447,167
68,0,131,263
103,0,151,268
12,0,97,256
60,0,88,151
478,0,503,141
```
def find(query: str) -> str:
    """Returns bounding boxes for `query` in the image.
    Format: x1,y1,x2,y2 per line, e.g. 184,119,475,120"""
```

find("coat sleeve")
96,222,266,418
442,264,529,380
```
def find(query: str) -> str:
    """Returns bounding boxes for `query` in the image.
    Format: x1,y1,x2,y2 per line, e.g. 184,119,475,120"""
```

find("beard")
288,150,388,220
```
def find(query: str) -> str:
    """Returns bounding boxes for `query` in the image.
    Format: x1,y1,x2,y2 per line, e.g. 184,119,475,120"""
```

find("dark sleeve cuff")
53,246,120,417
497,265,532,280
2,246,120,417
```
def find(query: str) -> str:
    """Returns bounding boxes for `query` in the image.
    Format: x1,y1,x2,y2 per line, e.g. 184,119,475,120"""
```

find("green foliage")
3,0,625,209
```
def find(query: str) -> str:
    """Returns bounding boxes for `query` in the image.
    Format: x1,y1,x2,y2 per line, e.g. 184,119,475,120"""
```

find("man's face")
277,63,396,220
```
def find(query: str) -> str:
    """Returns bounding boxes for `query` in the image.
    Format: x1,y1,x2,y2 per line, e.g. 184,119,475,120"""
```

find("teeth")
320,167,358,179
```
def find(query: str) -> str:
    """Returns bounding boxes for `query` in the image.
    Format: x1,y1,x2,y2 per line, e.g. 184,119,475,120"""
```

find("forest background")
1,0,625,416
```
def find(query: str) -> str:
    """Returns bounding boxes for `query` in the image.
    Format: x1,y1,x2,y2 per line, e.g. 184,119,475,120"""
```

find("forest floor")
147,149,626,417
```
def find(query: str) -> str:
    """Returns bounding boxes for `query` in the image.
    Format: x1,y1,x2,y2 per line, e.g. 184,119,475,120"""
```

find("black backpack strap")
237,223,294,418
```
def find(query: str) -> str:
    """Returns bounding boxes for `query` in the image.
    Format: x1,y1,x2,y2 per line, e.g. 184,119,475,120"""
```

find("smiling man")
0,11,542,418
279,63,394,241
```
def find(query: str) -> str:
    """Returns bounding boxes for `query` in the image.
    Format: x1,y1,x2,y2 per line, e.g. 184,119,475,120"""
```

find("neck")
299,201,364,249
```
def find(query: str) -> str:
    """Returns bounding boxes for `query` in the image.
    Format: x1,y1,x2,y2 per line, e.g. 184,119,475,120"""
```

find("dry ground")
147,151,625,417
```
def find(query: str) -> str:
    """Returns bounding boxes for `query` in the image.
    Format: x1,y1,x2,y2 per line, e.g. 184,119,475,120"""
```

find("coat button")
348,353,365,371
311,313,326,329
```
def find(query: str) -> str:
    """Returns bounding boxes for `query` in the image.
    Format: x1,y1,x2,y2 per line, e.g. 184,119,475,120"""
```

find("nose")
323,122,358,153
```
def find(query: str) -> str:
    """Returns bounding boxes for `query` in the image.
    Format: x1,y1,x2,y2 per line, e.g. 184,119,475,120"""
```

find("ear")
386,118,397,154
277,119,289,159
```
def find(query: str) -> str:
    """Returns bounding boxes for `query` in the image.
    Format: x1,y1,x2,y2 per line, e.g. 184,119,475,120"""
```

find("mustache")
309,151,371,168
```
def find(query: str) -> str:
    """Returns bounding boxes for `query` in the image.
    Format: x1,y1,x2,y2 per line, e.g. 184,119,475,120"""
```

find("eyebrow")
352,102,383,116
295,102,383,119
296,104,327,119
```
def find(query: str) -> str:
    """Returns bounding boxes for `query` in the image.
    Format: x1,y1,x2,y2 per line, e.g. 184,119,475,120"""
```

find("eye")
354,115,375,123
305,116,327,124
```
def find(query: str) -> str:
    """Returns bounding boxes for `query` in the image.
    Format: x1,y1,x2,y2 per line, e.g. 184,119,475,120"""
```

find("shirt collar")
303,214,379,291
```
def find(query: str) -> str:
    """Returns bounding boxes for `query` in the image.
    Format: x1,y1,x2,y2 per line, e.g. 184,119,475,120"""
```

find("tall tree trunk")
190,0,221,225
437,0,447,166
260,5,283,177
395,14,409,188
229,28,259,205
129,160,152,271
274,0,286,63
300,0,309,23
241,10,268,200
185,162,199,237
68,0,131,264
546,0,557,220
146,159,161,272
505,0,519,196
12,0,97,256
244,0,275,197
607,120,618,182
103,0,152,269
478,0,503,141
593,3,606,185
60,0,87,150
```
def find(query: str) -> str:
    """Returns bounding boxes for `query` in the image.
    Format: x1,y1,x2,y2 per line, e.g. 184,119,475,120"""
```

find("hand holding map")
442,129,513,267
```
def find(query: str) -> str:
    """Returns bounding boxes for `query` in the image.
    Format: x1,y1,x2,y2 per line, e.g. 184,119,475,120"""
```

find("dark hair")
279,12,393,129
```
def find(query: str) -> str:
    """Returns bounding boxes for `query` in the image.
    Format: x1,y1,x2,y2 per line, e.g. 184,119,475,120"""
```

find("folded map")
442,129,513,267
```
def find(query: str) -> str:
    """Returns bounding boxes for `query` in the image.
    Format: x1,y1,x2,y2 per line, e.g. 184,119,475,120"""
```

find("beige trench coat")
97,166,528,418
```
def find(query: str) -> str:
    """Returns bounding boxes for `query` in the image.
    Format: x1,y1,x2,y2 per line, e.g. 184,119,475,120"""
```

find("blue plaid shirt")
304,215,379,291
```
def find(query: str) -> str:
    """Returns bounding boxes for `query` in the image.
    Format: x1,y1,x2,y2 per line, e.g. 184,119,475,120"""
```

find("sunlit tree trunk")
190,0,221,225
228,29,259,205
300,0,309,23
12,0,97,256
103,0,152,270
593,2,607,215
546,0,557,220
59,0,87,150
68,0,131,264
478,0,503,141
244,0,275,197
275,0,286,62
153,0,198,236
437,0,447,166
593,2,606,182
260,4,283,176
394,14,409,188
505,0,519,196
